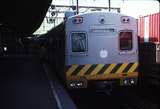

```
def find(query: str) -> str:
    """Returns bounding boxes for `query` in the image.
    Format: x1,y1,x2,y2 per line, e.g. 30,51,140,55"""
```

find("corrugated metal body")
138,17,145,42
138,12,160,43
149,13,160,42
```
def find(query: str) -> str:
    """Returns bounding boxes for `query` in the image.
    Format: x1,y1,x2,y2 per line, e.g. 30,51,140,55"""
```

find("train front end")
65,12,139,89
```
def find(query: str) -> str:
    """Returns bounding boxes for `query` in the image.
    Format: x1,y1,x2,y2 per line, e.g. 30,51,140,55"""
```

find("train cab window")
71,32,87,52
119,31,133,51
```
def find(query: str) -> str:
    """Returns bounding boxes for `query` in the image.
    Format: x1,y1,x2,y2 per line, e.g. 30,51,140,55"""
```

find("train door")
88,25,118,64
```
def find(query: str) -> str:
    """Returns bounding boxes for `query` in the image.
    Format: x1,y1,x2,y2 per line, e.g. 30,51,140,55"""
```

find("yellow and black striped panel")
65,63,138,77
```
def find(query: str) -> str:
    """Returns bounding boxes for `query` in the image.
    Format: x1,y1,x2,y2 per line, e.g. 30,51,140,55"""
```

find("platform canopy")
0,0,52,35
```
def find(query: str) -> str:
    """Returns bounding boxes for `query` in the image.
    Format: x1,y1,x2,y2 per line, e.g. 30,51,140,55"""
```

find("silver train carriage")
45,12,139,89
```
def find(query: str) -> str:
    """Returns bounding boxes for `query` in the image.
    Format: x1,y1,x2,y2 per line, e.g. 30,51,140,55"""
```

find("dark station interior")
0,0,160,109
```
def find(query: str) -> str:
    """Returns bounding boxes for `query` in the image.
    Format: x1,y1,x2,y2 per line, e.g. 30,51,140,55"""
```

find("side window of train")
71,32,87,53
119,30,133,51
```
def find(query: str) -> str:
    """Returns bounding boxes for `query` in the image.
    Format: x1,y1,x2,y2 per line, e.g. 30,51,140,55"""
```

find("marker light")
124,80,128,85
77,82,83,86
130,79,135,84
72,17,83,24
4,47,7,51
70,83,76,87
121,16,130,23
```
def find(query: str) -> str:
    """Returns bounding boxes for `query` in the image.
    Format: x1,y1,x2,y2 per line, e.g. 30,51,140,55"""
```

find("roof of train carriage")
0,0,52,35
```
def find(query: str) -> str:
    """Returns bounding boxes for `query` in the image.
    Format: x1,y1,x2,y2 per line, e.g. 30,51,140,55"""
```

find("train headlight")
77,82,83,87
68,78,87,89
4,47,7,51
122,78,136,86
129,78,136,85
130,79,135,84
70,83,76,87
124,80,128,85
69,81,83,88
122,79,128,85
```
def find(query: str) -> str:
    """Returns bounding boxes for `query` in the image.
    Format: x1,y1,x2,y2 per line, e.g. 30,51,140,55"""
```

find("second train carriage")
44,12,139,89
138,12,160,86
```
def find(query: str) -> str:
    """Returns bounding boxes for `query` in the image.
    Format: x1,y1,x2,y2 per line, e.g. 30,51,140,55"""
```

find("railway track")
120,88,158,109
67,87,158,109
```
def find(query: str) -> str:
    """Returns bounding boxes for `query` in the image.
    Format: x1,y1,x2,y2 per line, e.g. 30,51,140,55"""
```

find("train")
138,12,160,86
38,11,139,89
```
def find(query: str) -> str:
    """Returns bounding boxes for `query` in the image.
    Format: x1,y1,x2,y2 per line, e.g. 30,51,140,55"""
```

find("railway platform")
0,55,76,109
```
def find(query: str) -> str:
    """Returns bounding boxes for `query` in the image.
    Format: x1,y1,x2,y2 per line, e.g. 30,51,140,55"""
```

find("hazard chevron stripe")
65,63,138,77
